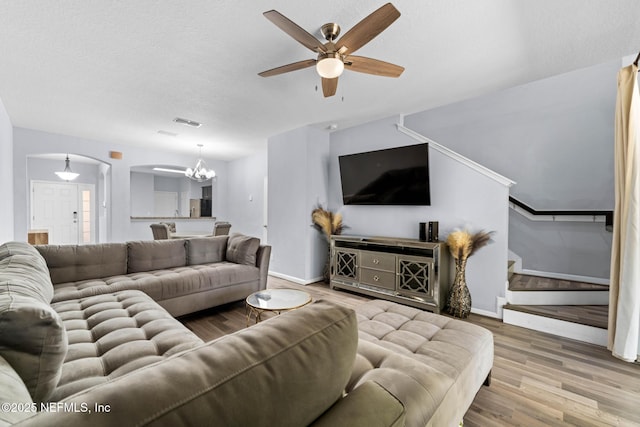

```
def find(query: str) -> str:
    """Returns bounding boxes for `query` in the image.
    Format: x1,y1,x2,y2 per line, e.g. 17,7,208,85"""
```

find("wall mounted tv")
339,143,431,205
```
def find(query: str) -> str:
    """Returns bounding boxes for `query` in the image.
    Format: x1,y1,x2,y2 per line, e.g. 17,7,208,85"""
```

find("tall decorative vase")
323,247,331,284
448,258,472,318
445,229,492,319
311,205,345,284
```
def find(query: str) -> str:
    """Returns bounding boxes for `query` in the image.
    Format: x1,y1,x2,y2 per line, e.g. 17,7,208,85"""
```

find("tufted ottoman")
49,289,203,401
348,300,493,427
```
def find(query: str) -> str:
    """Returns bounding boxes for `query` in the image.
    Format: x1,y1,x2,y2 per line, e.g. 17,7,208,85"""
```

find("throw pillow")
0,250,67,403
186,236,228,265
0,297,67,404
226,233,260,266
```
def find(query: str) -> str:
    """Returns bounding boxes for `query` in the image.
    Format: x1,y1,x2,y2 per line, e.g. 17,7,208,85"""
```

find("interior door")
31,181,79,244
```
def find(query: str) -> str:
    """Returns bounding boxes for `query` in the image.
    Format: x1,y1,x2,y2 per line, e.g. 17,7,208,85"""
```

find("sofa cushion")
0,243,66,404
226,233,260,265
186,236,228,265
310,381,405,427
16,300,358,427
36,243,127,285
0,354,34,426
353,299,494,427
49,290,203,401
51,262,260,305
127,240,186,273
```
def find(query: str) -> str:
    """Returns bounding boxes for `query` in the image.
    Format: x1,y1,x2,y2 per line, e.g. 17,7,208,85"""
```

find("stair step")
504,304,608,329
509,273,609,292
503,304,608,346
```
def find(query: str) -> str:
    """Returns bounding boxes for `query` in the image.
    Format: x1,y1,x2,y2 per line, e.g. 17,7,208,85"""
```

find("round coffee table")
245,288,312,325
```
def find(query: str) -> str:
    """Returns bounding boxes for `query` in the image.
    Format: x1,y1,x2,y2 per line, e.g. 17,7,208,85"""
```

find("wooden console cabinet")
330,235,450,313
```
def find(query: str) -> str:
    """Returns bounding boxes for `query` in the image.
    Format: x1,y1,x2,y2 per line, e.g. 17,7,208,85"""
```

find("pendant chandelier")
185,144,215,182
55,154,79,181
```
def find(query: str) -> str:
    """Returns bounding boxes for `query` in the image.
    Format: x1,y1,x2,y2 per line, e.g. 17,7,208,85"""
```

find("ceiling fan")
258,3,404,97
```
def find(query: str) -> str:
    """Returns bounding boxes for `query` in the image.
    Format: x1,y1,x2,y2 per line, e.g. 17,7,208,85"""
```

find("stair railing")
509,196,613,231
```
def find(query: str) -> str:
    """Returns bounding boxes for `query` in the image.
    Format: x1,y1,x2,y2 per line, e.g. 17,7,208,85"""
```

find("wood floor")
179,276,640,426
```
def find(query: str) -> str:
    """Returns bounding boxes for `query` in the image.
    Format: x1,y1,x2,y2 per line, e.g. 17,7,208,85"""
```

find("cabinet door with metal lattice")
396,255,435,301
332,248,359,281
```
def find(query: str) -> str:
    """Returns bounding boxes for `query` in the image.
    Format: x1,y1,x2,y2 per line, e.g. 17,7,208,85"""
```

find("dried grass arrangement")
311,205,345,242
446,230,493,262
446,229,493,318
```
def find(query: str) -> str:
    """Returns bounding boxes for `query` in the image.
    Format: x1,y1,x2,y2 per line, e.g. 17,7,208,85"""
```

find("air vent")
157,130,178,137
173,117,202,128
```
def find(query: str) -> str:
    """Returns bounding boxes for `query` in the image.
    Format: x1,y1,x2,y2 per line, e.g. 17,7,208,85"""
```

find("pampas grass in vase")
311,205,345,283
446,229,493,318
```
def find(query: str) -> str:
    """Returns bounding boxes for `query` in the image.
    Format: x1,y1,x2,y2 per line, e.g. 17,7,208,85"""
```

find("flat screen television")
338,143,431,205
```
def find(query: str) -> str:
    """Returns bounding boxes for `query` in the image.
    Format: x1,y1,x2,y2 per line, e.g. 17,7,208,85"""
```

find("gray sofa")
34,234,271,317
0,238,493,426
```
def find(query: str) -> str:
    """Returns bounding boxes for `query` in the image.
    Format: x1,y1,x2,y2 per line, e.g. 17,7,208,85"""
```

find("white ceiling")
1,1,639,161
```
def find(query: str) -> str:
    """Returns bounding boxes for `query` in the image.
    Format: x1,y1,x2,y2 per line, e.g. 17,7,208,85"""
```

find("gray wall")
267,126,330,282
226,150,267,240
13,127,228,242
130,172,154,217
404,60,618,279
329,115,510,314
0,97,13,243
265,116,510,314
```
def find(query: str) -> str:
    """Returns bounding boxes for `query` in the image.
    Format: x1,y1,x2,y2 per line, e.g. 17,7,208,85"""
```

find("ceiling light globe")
316,57,344,79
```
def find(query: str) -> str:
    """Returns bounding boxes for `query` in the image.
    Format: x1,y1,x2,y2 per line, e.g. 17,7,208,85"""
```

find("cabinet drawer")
360,268,396,290
360,252,395,271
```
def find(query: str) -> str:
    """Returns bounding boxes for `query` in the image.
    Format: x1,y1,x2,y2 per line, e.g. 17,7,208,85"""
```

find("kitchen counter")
130,217,217,221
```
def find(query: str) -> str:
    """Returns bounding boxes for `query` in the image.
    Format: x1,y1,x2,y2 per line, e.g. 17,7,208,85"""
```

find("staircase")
502,272,609,346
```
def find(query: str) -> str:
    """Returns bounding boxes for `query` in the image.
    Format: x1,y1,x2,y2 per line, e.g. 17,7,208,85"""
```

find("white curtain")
609,63,640,362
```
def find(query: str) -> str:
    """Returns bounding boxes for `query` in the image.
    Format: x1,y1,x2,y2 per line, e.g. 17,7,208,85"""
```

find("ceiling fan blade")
345,56,404,77
336,3,400,55
322,77,338,97
258,59,317,77
263,10,327,53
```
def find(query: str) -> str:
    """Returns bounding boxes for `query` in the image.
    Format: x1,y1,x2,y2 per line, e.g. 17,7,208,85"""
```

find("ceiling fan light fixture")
316,54,344,78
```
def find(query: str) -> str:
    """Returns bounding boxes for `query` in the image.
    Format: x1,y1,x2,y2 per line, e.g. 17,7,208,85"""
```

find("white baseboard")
521,269,609,286
503,308,608,346
471,307,501,319
268,271,323,286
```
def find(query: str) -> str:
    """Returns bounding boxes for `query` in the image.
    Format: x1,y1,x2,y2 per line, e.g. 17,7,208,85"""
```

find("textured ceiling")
1,1,639,161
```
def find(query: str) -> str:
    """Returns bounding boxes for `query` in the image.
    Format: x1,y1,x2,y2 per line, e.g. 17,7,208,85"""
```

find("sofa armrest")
310,381,405,427
256,244,271,290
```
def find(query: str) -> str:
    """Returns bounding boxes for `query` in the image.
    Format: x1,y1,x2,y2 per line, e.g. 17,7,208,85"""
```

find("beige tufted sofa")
0,240,407,426
0,239,493,426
